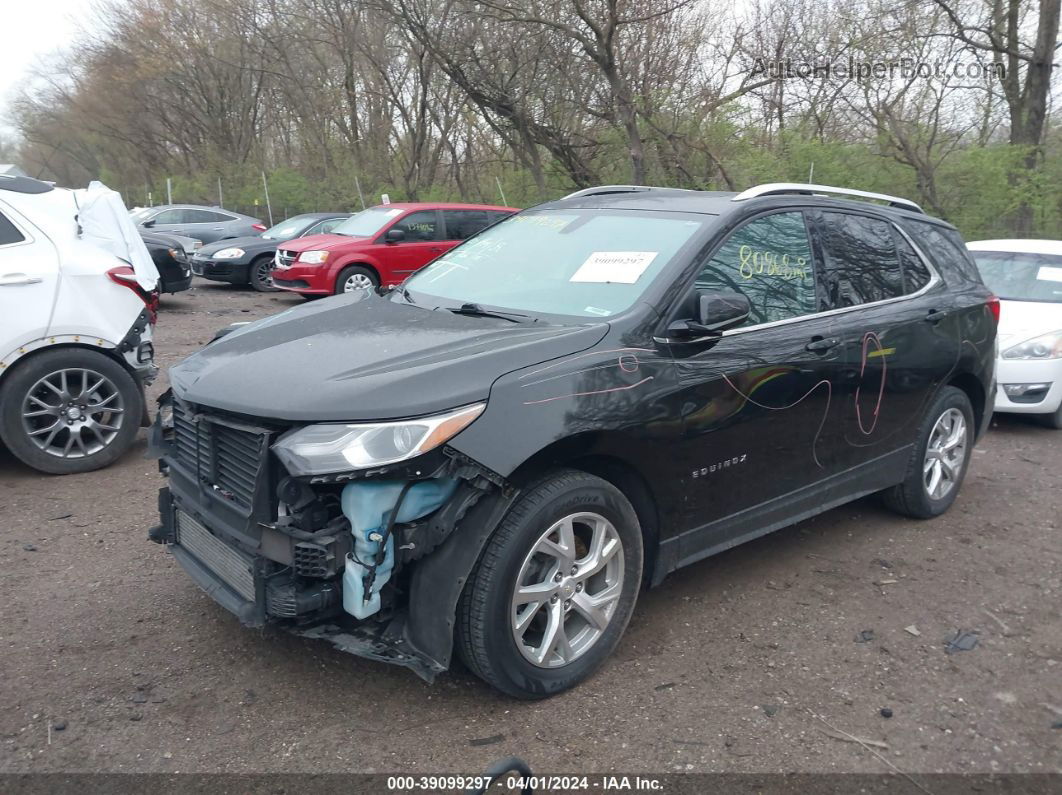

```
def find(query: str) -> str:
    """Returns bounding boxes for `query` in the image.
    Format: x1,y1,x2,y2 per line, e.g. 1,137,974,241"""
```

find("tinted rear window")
904,221,981,284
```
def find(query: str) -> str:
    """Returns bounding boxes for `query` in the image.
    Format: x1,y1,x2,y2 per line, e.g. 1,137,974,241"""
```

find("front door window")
695,211,817,327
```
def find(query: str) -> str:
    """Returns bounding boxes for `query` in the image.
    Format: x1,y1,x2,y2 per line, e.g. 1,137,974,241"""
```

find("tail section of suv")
1,176,159,474
149,183,996,697
272,203,518,296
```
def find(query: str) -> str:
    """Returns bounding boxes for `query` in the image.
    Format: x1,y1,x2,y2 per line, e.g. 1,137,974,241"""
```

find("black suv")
148,183,997,698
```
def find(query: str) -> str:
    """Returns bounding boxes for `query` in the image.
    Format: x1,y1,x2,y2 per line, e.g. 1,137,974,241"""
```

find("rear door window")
818,212,905,308
442,210,492,241
184,209,227,223
897,233,933,292
695,211,817,326
0,210,26,245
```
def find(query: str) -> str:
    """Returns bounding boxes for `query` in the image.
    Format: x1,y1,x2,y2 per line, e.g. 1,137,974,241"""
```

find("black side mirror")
141,219,155,228
385,228,405,243
692,291,751,333
658,290,751,344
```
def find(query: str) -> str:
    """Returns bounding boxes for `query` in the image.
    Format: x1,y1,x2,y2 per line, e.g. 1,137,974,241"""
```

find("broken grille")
172,400,266,508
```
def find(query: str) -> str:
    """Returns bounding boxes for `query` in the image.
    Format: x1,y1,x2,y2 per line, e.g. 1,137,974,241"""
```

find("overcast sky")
0,0,96,137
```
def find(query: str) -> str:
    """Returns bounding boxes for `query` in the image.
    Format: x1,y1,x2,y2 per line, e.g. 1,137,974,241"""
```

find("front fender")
400,485,520,676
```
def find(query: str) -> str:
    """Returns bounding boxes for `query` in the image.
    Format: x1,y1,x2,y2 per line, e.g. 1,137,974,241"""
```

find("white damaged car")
968,239,1062,428
0,175,160,473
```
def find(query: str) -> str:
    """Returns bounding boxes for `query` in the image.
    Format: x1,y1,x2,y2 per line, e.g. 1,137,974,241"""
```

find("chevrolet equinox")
148,184,997,698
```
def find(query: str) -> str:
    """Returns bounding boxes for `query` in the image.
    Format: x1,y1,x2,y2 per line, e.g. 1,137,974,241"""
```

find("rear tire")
0,349,142,475
249,256,276,292
456,469,643,699
882,386,974,519
335,265,378,295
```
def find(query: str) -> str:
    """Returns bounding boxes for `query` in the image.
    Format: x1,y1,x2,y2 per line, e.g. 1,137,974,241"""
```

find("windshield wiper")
446,302,532,323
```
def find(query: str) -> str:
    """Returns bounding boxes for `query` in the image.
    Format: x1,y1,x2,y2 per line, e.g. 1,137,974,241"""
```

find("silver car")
130,204,265,243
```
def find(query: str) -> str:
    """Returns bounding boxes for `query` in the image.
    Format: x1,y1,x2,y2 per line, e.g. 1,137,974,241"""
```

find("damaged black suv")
149,183,997,698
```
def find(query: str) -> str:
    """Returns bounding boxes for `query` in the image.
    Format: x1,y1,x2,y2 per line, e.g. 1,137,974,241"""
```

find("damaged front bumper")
147,390,515,682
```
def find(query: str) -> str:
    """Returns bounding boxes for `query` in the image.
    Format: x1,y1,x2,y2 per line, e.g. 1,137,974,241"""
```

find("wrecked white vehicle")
0,175,159,474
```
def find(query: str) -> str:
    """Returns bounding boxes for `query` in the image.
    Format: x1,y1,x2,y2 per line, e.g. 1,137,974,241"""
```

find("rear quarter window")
0,210,26,245
903,220,982,285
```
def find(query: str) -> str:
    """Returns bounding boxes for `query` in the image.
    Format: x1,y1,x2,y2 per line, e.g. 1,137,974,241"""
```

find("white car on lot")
0,175,160,473
967,239,1062,428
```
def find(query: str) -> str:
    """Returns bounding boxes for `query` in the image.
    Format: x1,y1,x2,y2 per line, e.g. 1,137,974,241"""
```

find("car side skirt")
653,446,912,584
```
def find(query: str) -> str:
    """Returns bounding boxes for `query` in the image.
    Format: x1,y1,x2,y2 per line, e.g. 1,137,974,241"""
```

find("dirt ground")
1,280,1060,778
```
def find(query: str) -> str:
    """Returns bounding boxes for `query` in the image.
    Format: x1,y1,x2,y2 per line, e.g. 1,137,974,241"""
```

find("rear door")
663,210,848,558
377,209,444,285
0,202,59,355
181,209,235,243
811,209,956,470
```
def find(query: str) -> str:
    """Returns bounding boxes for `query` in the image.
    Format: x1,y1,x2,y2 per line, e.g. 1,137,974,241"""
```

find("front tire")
249,256,276,292
0,349,142,475
456,470,643,699
882,386,974,519
335,265,378,295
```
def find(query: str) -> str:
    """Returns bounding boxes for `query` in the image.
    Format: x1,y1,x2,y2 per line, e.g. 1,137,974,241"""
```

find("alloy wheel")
923,407,967,500
255,259,274,289
20,368,125,459
511,512,624,668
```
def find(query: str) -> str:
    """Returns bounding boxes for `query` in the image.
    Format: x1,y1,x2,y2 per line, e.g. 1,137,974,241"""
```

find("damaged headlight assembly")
272,403,485,476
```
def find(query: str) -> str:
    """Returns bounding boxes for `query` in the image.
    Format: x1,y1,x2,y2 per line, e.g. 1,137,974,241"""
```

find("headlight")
213,247,245,259
272,403,485,476
1002,329,1062,360
298,250,330,264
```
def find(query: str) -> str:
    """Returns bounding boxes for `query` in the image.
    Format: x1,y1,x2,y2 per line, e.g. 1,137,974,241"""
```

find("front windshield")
331,206,405,237
971,251,1062,303
262,215,314,240
129,208,155,221
403,210,707,318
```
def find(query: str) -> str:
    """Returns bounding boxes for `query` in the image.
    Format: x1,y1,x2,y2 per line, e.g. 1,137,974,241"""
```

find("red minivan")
272,202,518,296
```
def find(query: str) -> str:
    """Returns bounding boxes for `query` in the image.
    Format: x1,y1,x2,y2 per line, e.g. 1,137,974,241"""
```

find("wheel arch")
947,371,986,434
508,434,661,587
1,340,131,387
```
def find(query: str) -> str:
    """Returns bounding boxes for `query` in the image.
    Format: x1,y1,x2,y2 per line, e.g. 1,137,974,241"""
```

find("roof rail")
732,183,924,214
561,185,672,200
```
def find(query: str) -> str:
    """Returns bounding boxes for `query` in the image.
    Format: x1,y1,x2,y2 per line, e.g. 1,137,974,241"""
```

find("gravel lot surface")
1,281,1060,777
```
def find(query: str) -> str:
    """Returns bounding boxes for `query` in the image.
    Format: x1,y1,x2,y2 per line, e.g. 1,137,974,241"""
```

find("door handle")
0,274,43,286
924,309,945,324
805,336,841,354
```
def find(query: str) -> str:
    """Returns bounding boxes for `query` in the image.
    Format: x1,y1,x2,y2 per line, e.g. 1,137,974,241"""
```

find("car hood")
279,233,367,253
198,235,274,256
997,299,1062,347
169,291,609,422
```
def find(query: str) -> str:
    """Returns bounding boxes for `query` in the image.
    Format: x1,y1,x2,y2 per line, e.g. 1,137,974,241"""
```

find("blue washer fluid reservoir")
340,478,458,619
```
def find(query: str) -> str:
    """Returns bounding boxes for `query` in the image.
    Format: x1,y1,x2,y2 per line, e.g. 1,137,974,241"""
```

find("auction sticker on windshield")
570,251,658,284
1037,266,1062,283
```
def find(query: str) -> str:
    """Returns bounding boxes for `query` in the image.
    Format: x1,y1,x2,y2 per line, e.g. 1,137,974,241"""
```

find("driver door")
377,210,446,284
662,210,848,563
